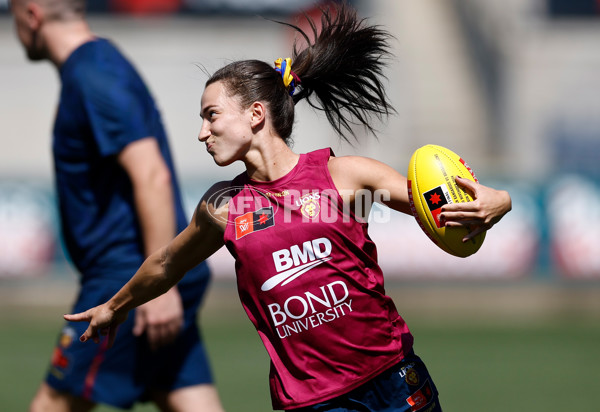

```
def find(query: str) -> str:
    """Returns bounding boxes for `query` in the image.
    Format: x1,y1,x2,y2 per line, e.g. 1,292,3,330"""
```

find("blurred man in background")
10,0,224,411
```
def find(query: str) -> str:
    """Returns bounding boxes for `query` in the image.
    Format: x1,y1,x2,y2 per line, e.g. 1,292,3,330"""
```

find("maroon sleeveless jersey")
223,148,413,409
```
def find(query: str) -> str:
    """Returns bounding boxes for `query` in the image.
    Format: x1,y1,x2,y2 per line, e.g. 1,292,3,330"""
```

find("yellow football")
407,144,485,257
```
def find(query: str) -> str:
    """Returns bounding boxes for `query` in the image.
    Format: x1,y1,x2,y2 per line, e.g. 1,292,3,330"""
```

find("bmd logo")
261,237,332,291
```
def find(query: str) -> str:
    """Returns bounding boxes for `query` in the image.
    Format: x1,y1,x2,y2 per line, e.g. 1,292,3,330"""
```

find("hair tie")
274,58,300,96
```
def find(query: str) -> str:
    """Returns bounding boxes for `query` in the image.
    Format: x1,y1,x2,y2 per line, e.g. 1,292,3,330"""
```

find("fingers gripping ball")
407,144,485,257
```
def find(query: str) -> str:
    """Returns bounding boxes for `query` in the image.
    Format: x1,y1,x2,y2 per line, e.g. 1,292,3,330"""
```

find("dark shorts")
45,268,213,409
290,351,442,412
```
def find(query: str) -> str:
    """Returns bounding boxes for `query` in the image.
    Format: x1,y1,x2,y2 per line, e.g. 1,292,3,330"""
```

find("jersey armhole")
322,150,368,225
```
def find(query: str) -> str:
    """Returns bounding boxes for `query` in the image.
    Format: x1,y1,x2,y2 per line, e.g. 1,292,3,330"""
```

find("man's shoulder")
64,39,134,85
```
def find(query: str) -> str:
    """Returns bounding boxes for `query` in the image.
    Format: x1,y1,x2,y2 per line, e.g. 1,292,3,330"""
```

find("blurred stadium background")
1,0,599,410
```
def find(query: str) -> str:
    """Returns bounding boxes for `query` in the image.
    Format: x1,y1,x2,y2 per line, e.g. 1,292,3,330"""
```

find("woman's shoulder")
328,154,381,171
328,155,400,192
194,180,236,231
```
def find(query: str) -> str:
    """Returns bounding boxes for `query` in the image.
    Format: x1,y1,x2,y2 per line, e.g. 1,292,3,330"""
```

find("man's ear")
249,101,266,129
26,2,45,30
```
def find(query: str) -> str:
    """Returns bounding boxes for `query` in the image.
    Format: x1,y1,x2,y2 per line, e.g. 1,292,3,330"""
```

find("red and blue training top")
223,148,413,410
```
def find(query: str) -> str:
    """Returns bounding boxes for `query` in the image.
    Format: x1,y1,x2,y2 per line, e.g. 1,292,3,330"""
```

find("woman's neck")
244,137,300,182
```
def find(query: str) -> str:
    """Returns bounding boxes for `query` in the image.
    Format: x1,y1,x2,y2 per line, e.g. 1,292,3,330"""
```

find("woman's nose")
198,120,210,141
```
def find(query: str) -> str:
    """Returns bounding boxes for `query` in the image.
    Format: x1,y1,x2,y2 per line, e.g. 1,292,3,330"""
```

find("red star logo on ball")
429,192,441,205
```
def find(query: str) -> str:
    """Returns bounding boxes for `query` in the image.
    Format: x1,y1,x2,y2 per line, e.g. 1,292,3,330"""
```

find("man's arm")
118,137,183,350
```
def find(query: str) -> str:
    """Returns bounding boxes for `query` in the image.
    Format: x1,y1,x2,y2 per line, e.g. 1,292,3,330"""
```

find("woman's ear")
249,101,266,129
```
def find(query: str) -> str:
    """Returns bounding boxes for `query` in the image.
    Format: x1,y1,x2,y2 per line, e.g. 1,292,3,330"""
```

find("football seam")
435,146,475,187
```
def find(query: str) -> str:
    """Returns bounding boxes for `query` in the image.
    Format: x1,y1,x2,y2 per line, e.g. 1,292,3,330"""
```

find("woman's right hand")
64,304,128,348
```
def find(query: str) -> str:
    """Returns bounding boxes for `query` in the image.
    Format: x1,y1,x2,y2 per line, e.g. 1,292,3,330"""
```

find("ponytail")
288,3,395,141
206,3,394,143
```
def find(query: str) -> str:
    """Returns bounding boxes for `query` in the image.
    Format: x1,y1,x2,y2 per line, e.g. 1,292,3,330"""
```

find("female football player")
66,4,511,411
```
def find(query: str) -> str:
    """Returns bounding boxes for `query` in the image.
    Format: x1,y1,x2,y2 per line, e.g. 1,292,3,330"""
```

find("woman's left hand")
439,176,512,242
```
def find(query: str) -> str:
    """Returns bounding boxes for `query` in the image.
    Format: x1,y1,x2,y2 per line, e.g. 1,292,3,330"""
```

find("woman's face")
199,81,253,166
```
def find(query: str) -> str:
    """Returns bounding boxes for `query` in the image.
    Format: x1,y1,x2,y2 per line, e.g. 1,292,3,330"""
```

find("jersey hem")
274,352,408,410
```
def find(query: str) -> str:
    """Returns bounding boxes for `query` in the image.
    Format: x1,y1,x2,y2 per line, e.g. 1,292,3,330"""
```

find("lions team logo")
297,192,321,219
405,368,420,386
50,326,77,375
59,326,76,348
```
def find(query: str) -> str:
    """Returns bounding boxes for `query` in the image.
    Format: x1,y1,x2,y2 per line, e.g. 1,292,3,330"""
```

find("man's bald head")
12,0,85,22
11,0,88,62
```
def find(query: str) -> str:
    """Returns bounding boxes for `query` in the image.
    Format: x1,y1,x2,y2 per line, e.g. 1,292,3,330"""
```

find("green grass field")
1,280,599,411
